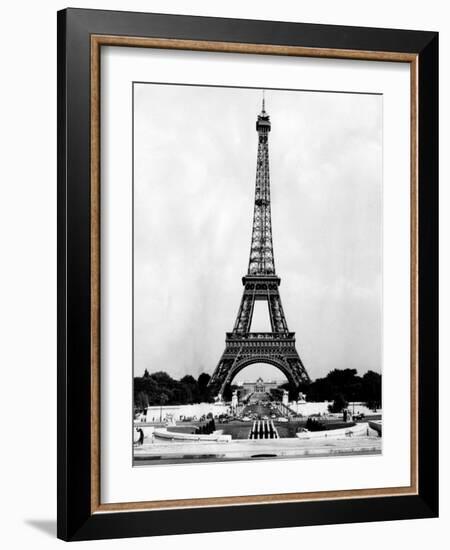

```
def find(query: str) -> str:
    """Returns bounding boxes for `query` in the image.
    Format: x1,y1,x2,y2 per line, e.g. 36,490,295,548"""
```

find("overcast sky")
133,83,382,382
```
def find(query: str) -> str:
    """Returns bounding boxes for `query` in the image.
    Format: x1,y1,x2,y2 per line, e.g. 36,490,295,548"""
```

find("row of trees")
134,368,382,411
281,368,381,409
134,370,214,411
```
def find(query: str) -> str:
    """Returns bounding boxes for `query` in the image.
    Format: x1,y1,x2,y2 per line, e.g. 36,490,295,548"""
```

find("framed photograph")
57,8,438,541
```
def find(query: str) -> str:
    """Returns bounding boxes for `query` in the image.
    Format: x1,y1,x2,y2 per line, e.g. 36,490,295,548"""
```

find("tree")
160,392,168,405
306,369,363,402
269,387,283,401
222,383,239,402
279,381,304,401
198,372,213,403
180,375,197,386
134,369,218,408
305,417,324,431
158,392,168,422
328,393,348,413
179,375,198,403
151,371,175,386
135,391,149,412
198,372,211,388
361,370,382,409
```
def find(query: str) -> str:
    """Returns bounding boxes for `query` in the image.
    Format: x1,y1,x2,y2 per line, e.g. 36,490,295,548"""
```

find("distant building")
241,377,281,394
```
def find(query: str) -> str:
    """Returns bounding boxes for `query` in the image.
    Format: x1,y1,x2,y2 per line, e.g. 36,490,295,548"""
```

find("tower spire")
248,92,274,275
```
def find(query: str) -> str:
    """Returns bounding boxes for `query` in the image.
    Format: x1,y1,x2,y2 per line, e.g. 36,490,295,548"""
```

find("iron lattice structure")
209,97,310,397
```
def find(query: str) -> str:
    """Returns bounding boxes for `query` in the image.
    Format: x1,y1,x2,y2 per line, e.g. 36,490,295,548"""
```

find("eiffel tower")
209,94,310,397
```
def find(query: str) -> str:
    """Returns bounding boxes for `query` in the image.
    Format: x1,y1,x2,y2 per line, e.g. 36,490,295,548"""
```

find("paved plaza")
134,433,381,464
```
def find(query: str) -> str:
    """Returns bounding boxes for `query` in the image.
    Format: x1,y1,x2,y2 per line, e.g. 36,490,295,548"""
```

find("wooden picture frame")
57,8,438,541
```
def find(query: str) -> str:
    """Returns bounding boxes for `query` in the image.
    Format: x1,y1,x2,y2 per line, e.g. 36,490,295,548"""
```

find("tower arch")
219,356,296,396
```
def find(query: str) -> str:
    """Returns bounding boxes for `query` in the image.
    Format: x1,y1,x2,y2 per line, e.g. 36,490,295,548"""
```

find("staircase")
249,419,279,439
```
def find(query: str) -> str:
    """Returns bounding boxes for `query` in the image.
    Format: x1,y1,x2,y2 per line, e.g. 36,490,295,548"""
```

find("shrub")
305,418,325,431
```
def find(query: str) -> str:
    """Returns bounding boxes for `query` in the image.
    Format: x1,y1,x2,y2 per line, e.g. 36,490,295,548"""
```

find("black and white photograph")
132,83,383,465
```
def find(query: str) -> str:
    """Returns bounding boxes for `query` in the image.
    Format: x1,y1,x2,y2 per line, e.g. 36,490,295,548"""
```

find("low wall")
369,420,382,435
154,428,231,442
292,401,382,417
296,422,370,440
291,401,331,416
144,402,230,422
